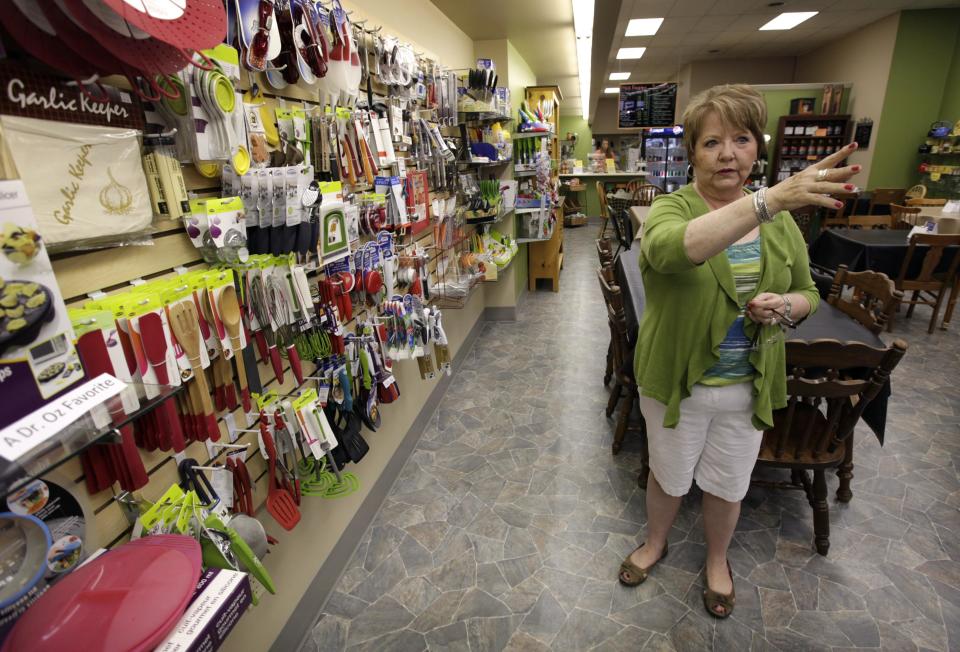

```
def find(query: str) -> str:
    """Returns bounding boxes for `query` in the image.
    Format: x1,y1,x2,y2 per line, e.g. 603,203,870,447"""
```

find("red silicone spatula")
139,313,170,384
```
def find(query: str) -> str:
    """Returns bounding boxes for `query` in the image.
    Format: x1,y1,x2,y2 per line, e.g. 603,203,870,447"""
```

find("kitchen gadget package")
0,180,84,429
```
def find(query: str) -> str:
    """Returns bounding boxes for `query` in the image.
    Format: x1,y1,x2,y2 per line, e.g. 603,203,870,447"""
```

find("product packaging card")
0,180,84,429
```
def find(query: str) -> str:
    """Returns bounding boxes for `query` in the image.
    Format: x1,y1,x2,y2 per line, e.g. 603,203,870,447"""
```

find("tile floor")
304,221,960,652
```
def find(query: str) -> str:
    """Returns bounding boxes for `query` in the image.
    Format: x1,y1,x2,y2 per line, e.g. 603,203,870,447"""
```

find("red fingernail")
853,165,862,172
844,184,854,190
835,201,843,208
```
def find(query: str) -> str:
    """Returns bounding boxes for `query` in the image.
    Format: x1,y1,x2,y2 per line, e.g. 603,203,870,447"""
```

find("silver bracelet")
780,294,792,321
753,188,774,224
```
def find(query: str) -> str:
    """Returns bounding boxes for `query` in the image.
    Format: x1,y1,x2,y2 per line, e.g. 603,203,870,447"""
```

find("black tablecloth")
809,228,959,278
614,254,890,442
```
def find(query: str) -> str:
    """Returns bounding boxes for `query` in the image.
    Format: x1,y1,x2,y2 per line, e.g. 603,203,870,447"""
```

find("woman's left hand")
746,293,786,325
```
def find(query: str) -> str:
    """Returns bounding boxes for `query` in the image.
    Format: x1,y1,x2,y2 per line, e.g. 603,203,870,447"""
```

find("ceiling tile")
657,16,702,35
667,0,717,18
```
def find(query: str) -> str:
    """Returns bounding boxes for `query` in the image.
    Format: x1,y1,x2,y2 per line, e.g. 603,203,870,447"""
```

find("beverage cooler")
642,126,688,193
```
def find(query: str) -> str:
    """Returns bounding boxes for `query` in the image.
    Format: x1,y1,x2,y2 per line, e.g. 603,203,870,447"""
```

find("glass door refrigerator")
642,126,688,193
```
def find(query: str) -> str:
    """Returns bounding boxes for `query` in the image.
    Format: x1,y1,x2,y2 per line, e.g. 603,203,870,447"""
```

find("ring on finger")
816,169,828,182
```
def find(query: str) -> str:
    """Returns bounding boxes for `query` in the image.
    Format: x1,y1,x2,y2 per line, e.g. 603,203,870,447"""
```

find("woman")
595,139,618,165
618,84,861,618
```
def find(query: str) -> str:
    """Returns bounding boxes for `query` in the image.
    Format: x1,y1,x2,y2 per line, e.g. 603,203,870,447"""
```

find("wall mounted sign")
854,119,873,150
0,62,144,131
618,82,677,129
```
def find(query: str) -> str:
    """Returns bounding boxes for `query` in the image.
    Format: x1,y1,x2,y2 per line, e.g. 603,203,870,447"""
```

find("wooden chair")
597,267,647,474
596,238,615,266
597,264,619,388
866,188,905,215
848,215,894,229
906,197,947,207
627,181,663,206
905,184,927,199
827,264,902,335
755,338,908,555
891,233,960,333
890,203,921,229
821,192,858,229
597,181,610,238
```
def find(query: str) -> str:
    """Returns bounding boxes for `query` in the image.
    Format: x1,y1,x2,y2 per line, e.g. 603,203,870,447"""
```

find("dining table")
809,227,960,278
614,252,893,502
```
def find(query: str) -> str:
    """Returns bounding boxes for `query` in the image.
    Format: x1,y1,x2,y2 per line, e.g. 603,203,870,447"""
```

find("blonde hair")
682,84,767,160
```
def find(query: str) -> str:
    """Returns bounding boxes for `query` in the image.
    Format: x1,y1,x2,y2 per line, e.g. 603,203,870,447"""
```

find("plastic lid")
2,534,201,652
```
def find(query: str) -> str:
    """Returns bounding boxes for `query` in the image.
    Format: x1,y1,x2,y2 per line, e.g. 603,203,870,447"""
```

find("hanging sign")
618,82,677,129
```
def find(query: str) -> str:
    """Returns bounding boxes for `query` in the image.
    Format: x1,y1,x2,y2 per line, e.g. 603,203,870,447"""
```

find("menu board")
618,82,677,129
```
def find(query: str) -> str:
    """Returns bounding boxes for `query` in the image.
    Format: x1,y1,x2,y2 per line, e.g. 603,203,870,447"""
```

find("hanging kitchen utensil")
96,0,227,51
261,417,301,530
218,285,251,412
1,534,202,652
168,301,220,441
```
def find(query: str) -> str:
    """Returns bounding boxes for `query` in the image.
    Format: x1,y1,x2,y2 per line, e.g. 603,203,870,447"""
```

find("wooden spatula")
218,286,251,413
168,302,220,441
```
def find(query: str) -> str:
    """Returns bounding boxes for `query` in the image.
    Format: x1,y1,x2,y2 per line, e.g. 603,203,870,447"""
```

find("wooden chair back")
827,264,902,334
596,238,615,265
597,265,631,376
848,215,894,230
822,192,858,229
597,265,622,313
867,188,905,215
897,233,960,292
627,181,663,206
763,339,907,462
905,184,927,199
890,203,921,229
906,197,947,207
596,181,609,218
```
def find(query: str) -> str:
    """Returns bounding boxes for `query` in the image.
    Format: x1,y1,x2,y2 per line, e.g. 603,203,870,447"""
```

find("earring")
751,159,763,174
686,164,694,178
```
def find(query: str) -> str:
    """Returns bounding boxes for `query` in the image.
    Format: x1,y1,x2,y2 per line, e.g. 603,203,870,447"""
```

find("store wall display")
0,180,84,428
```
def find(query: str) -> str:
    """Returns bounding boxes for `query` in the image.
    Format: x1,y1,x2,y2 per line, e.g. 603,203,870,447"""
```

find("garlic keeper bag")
0,115,153,250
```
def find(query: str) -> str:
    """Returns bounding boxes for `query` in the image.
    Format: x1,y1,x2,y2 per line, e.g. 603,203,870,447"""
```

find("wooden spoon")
169,302,219,441
218,285,251,413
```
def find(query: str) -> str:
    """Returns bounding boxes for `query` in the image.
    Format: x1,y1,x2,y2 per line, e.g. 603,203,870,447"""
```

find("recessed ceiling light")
759,11,818,30
625,17,664,37
707,49,721,54
609,72,630,80
617,47,646,59
768,1,784,6
604,87,620,94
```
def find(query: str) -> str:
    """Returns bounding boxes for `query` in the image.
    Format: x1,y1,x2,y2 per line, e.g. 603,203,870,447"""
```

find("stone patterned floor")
303,221,960,652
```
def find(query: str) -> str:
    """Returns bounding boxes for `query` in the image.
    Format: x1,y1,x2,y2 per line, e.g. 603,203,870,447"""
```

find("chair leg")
905,290,919,318
606,381,622,419
836,435,854,503
603,342,613,386
812,469,830,556
941,275,959,330
613,390,634,455
598,217,608,239
928,288,947,334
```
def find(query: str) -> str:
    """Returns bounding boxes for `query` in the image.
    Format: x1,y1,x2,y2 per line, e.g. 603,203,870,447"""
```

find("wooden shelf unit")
524,85,563,292
771,114,852,183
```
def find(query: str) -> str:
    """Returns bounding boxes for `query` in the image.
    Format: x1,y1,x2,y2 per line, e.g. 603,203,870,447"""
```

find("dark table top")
809,228,959,278
615,253,890,440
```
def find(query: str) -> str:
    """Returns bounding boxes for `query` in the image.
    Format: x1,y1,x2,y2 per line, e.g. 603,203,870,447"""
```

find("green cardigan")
633,184,820,430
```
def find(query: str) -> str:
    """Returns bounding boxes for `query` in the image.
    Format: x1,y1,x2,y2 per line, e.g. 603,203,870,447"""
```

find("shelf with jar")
771,114,851,183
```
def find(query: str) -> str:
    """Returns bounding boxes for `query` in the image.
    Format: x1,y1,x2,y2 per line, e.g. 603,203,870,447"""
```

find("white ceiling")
430,0,960,119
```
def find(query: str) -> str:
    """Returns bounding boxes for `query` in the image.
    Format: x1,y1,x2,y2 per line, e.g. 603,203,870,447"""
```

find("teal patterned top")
701,236,761,386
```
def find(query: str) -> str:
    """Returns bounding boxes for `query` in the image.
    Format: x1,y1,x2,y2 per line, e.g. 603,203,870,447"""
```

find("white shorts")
641,383,763,503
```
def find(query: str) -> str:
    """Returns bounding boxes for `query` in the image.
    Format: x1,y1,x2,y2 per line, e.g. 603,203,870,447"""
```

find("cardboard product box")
155,568,253,652
0,180,84,429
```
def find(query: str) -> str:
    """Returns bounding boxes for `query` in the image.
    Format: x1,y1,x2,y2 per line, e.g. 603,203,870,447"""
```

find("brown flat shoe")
703,560,735,618
618,542,668,587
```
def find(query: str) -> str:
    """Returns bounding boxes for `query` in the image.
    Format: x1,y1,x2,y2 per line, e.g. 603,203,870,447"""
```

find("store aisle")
306,223,960,652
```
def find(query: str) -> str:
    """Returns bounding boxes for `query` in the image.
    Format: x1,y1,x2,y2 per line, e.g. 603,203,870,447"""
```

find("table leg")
836,433,854,503
940,273,959,330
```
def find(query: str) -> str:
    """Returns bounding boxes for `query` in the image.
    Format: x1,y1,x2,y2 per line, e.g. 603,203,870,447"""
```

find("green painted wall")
869,8,960,189
941,31,960,122
558,114,601,215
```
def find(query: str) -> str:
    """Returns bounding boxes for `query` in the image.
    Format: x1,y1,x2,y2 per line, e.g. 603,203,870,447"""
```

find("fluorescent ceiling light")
617,47,646,59
625,17,664,36
572,0,594,120
572,0,594,38
759,11,817,30
609,72,630,81
604,87,620,94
